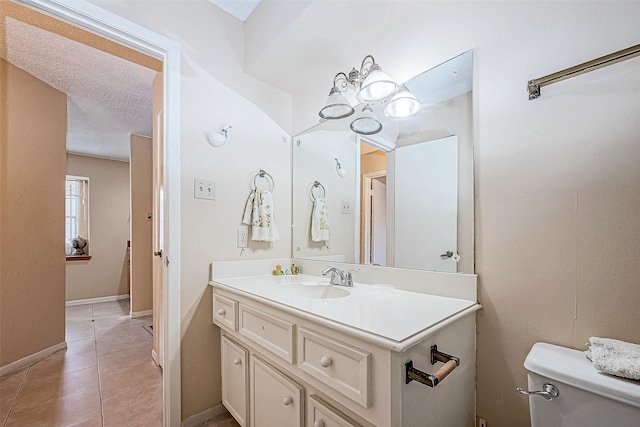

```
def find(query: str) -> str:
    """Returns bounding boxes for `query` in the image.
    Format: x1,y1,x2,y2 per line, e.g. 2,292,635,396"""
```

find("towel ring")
311,181,326,201
253,169,274,191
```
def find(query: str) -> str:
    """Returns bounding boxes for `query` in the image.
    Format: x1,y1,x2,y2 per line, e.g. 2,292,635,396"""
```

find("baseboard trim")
152,349,160,367
181,404,228,427
0,341,67,377
130,309,153,319
66,294,129,306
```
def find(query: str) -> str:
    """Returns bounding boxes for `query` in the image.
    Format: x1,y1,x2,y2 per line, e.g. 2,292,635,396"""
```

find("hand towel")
242,189,279,242
586,337,640,380
311,197,330,242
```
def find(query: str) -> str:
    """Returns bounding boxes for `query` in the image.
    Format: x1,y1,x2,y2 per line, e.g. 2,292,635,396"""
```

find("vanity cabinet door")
308,395,362,427
221,335,248,426
250,355,304,427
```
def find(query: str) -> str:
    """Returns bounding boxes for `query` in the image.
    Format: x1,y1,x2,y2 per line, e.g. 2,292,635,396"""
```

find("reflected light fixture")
384,85,421,119
334,158,347,178
319,55,398,120
350,105,382,135
206,125,232,148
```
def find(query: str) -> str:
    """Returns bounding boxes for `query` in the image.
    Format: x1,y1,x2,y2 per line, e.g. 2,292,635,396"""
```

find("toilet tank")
523,342,640,427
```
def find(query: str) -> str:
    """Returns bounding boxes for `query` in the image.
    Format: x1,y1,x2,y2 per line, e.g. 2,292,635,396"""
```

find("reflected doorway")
362,171,387,266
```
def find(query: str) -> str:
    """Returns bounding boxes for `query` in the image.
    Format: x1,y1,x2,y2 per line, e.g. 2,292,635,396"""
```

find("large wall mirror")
292,51,474,274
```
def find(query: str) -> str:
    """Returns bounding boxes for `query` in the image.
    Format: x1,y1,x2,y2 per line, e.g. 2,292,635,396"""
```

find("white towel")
586,337,640,380
311,197,330,242
242,189,279,242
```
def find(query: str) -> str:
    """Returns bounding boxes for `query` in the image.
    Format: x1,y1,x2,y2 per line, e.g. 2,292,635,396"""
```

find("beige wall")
130,134,153,314
66,154,130,301
0,59,66,366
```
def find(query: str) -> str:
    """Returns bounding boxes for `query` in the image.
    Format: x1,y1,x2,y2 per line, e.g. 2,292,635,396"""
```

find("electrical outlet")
478,418,487,427
194,178,215,200
237,227,248,248
341,200,351,214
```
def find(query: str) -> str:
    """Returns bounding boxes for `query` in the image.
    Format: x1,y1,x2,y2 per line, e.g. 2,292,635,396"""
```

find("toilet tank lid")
524,342,640,409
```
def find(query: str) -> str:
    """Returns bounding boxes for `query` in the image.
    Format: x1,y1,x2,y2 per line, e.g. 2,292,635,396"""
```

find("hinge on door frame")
165,256,169,267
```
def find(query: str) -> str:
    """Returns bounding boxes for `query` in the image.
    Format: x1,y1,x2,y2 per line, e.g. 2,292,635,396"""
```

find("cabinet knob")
217,308,225,316
313,421,325,427
282,396,293,406
320,356,332,368
233,358,241,366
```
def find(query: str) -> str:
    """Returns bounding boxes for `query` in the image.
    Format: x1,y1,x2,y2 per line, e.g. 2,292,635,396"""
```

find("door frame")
362,170,386,265
15,0,182,425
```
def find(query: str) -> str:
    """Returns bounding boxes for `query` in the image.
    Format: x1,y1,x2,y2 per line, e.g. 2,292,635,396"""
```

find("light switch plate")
194,178,215,200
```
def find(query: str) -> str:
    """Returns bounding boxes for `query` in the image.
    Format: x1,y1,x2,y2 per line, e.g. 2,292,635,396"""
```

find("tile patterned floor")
1,300,239,427
0,300,161,427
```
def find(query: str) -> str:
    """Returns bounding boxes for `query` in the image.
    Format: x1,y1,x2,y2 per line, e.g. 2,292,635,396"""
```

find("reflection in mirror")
292,51,474,274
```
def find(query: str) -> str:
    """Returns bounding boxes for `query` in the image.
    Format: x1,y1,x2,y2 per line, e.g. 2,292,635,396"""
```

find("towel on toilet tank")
586,337,640,380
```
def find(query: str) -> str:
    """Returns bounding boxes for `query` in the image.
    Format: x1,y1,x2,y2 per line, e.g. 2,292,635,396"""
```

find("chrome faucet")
321,266,358,287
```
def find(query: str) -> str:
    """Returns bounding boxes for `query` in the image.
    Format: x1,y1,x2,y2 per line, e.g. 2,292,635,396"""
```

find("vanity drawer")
239,304,296,364
308,395,362,427
213,294,238,330
298,328,371,408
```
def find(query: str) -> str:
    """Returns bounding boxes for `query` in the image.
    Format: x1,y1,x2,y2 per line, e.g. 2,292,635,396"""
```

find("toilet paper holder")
405,345,460,388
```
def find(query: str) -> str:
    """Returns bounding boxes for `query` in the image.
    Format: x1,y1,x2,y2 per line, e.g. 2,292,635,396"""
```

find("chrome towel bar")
527,43,640,100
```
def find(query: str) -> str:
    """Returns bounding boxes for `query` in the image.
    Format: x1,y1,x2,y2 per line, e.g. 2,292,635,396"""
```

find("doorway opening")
14,0,182,424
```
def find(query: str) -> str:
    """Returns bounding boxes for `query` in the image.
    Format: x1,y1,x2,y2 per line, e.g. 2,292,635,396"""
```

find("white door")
152,95,164,366
394,136,458,272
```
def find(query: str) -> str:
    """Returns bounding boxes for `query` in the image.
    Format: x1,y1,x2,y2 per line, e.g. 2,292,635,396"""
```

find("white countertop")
210,274,480,351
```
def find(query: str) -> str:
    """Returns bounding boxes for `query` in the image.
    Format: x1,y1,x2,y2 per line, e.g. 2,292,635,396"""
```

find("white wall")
88,0,293,419
290,2,640,426
292,128,358,262
87,1,640,425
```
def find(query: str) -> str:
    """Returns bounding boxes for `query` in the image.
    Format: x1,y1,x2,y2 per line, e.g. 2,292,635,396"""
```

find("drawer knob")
282,396,293,406
320,356,332,368
217,308,226,316
313,421,325,427
233,358,241,366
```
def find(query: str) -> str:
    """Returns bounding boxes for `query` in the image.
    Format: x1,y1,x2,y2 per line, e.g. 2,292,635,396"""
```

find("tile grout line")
93,303,107,427
2,364,29,427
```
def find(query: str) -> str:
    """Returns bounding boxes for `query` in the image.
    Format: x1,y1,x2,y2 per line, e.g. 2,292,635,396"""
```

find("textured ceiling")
2,14,156,162
207,0,261,21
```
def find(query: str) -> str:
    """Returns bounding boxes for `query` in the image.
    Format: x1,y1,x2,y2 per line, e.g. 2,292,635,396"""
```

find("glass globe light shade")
384,87,421,119
357,64,398,103
319,87,354,119
350,105,383,135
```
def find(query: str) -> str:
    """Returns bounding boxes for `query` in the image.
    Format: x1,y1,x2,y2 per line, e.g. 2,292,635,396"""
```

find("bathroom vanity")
210,260,480,427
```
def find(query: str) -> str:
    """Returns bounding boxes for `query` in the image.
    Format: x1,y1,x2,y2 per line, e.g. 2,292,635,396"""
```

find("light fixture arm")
331,55,376,93
359,55,376,81
332,72,350,93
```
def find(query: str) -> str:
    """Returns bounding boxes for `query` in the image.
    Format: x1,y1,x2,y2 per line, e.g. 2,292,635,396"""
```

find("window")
65,175,90,256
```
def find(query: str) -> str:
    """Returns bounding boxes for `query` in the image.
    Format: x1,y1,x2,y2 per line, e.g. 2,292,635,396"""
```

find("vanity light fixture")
319,55,398,120
334,158,347,178
350,105,383,135
206,125,232,148
384,85,422,119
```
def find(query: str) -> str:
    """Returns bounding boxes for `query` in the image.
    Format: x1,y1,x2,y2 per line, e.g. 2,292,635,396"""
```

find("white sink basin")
276,284,350,299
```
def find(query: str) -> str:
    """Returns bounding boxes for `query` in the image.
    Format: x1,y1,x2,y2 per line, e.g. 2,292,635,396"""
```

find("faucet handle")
345,268,359,286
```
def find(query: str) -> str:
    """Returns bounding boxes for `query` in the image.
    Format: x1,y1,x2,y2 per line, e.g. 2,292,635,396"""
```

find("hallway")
1,300,162,426
1,300,240,427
